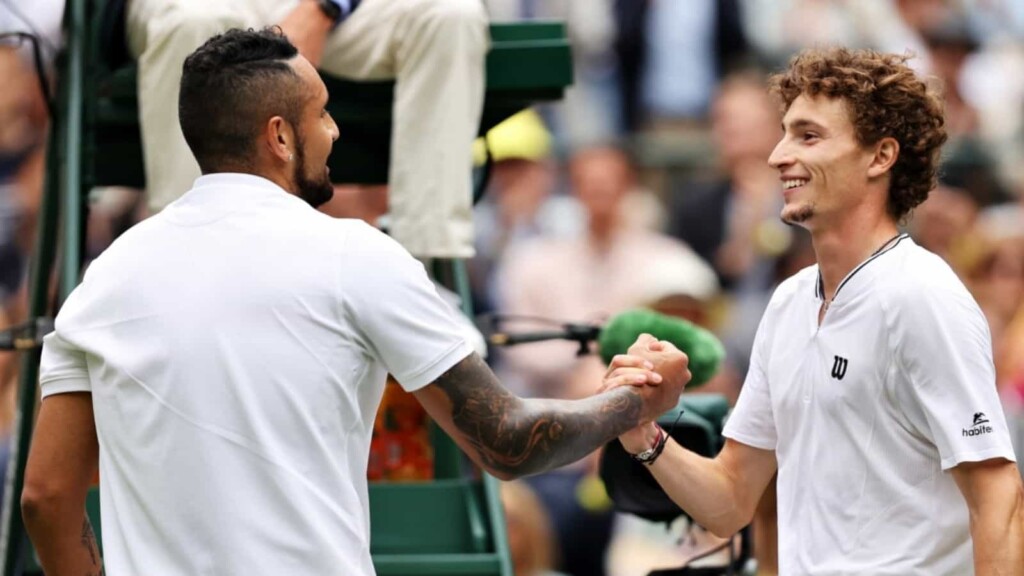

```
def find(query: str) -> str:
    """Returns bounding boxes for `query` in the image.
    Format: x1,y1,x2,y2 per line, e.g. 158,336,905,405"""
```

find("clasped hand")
599,334,691,453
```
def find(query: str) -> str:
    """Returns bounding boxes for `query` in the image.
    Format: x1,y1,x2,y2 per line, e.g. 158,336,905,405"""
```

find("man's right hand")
625,334,690,422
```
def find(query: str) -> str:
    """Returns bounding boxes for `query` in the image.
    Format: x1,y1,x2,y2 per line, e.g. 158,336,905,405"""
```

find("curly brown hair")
769,47,948,221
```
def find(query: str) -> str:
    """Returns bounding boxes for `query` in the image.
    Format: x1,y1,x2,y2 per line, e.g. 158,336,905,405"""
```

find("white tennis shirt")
39,174,474,575
723,234,1016,575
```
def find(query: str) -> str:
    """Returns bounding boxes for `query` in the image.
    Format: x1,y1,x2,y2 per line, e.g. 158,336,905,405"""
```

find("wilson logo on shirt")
963,412,993,437
830,355,848,380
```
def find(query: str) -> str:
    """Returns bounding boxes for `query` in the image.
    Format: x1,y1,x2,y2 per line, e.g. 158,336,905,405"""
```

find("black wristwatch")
315,0,344,27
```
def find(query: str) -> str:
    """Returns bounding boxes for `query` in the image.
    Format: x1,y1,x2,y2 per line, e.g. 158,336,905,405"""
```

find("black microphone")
485,309,724,388
486,321,602,355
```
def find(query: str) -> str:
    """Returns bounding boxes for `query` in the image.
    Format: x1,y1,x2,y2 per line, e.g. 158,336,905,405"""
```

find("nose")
767,136,792,170
328,114,340,142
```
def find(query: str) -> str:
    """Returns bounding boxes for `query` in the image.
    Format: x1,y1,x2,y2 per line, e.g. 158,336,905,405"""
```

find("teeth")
783,179,808,190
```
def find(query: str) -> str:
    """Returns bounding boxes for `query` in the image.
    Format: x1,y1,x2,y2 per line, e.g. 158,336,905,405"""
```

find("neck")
811,209,900,302
588,214,619,249
213,163,295,195
259,168,296,196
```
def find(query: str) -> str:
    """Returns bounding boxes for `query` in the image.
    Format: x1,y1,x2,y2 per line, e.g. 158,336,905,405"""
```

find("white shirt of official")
40,174,474,576
723,234,1016,576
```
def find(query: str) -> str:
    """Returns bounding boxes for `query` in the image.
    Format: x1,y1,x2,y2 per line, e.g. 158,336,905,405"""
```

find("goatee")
782,204,814,225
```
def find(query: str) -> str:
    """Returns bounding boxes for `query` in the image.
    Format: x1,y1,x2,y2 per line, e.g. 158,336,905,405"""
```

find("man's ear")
265,116,294,163
867,137,899,179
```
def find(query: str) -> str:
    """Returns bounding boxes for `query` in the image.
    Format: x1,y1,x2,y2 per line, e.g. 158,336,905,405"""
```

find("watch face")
320,0,342,21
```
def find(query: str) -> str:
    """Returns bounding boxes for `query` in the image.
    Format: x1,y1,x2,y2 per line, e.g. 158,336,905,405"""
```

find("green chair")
0,1,573,574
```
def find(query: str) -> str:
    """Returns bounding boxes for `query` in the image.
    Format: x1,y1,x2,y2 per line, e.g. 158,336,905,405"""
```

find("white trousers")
126,0,487,257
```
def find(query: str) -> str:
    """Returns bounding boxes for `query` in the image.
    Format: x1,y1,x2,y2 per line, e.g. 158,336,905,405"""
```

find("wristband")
629,424,667,466
316,0,360,29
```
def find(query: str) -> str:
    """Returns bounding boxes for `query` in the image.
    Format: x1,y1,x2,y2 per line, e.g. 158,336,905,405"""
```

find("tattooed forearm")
80,516,104,575
434,354,643,478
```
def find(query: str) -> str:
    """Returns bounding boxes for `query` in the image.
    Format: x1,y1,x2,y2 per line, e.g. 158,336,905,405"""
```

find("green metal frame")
0,1,573,574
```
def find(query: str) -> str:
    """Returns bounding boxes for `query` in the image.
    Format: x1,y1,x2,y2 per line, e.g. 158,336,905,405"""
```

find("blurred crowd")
2,0,1023,575
475,1,1024,575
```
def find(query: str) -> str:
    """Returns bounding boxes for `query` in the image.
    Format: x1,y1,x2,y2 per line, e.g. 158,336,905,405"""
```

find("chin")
781,203,815,226
297,177,335,208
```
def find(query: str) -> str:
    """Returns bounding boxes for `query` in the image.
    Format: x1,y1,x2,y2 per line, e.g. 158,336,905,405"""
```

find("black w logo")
831,356,848,380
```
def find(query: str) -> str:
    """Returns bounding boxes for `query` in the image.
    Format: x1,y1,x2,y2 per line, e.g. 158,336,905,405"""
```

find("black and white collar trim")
815,233,910,301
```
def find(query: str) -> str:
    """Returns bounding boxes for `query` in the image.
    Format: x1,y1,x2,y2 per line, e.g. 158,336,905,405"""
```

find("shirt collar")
191,173,289,196
814,233,910,304
162,173,309,225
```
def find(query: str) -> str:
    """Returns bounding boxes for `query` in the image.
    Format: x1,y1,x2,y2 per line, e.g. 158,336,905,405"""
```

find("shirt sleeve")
722,311,777,451
39,330,91,398
893,281,1017,470
341,223,474,392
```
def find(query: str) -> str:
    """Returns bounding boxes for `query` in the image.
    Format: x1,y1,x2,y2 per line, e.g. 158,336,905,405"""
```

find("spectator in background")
501,480,569,576
668,71,784,293
965,208,1024,470
469,110,583,315
486,0,620,148
906,182,980,273
740,0,934,71
497,145,717,400
614,0,749,132
918,14,1016,211
0,0,63,487
0,0,61,302
922,16,981,140
126,0,487,259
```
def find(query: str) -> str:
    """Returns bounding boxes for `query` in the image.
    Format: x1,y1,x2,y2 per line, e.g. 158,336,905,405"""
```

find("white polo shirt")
39,174,474,576
723,234,1016,576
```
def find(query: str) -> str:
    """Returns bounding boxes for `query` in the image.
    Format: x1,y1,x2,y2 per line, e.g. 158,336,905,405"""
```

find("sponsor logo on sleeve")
962,412,992,437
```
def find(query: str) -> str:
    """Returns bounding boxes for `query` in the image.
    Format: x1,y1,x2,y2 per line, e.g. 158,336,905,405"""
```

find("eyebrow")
784,119,826,133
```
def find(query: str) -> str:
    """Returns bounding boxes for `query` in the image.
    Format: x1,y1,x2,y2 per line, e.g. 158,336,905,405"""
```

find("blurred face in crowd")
768,94,884,230
0,47,36,159
492,158,555,225
972,236,1024,326
289,56,339,208
711,81,781,169
569,147,633,224
909,185,978,259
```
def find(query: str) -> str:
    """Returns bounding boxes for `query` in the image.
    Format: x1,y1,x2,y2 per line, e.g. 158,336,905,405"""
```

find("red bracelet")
630,424,667,466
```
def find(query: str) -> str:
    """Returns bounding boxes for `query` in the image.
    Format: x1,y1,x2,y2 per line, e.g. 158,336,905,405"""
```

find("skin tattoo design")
434,354,643,477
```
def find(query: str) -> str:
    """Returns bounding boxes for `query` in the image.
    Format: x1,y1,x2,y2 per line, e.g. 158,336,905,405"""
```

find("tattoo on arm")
80,516,104,576
433,354,643,477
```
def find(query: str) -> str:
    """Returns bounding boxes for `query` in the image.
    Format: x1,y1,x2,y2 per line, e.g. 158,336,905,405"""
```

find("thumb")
635,333,656,344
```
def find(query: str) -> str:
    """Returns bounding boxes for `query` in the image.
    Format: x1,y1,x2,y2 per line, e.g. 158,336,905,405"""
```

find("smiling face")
768,94,879,230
